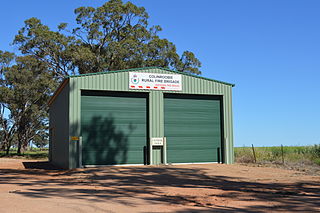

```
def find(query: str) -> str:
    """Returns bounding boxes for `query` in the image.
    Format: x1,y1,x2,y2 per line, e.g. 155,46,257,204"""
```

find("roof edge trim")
68,67,235,87
48,78,69,106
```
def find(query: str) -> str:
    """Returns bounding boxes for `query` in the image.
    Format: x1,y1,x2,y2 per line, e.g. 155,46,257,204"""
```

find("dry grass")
235,145,320,175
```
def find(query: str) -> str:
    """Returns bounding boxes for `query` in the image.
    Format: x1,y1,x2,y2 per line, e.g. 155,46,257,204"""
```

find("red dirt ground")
0,158,319,212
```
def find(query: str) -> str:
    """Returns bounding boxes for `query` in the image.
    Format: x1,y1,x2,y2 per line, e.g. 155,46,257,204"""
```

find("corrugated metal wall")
67,68,234,168
49,83,70,168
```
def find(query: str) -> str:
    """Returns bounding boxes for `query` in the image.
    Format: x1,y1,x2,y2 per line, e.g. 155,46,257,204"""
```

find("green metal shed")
48,67,234,169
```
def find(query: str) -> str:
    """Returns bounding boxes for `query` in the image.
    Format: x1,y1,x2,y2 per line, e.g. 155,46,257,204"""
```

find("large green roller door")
164,95,222,163
81,91,147,165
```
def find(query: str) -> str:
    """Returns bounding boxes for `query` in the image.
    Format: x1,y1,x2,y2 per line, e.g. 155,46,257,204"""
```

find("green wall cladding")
49,83,70,168
67,67,234,169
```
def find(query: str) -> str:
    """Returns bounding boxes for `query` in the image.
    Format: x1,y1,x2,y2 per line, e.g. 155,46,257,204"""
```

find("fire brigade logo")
131,74,139,84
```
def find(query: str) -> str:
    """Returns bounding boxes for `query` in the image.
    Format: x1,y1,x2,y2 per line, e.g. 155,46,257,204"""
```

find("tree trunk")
0,143,5,151
22,138,28,153
5,140,11,155
17,139,22,154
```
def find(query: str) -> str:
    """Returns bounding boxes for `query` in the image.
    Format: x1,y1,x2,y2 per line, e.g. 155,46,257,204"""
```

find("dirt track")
0,158,319,212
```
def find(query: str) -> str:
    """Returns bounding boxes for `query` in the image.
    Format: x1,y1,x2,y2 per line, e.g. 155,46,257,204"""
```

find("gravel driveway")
0,158,319,212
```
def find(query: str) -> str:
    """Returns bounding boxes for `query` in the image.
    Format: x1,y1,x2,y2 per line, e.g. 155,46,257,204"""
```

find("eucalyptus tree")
1,55,56,153
14,0,201,79
0,50,16,153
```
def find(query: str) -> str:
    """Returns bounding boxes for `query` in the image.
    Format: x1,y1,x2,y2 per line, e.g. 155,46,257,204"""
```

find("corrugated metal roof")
68,67,235,87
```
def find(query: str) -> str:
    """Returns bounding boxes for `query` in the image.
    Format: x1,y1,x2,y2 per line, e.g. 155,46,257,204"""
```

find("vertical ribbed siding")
226,86,234,163
50,83,69,168
67,68,234,168
68,78,80,168
149,91,164,137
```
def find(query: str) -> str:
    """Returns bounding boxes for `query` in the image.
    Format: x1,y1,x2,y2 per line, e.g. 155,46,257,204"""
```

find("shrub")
311,144,320,158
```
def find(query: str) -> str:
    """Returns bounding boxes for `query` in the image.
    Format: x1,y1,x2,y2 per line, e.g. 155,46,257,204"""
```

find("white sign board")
151,137,164,146
129,72,182,91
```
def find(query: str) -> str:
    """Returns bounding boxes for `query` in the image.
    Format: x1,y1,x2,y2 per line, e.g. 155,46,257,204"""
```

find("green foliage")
0,51,16,153
0,55,56,153
0,149,48,159
311,144,320,158
13,0,202,78
0,50,15,74
13,18,76,79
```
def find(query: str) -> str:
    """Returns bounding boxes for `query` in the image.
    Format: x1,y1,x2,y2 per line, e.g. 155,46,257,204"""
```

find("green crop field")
235,145,320,166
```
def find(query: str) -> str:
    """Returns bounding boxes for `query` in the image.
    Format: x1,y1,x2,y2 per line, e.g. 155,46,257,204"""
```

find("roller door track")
164,94,223,163
81,91,147,166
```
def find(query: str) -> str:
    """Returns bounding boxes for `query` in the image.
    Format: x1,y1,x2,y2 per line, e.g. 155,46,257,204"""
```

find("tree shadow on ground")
22,161,62,170
0,163,319,212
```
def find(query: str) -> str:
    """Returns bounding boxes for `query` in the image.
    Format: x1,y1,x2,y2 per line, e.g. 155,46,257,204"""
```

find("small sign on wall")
129,72,182,91
151,138,164,146
71,136,79,141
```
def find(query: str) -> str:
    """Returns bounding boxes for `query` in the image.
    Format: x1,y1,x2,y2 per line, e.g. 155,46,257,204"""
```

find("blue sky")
1,0,319,147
